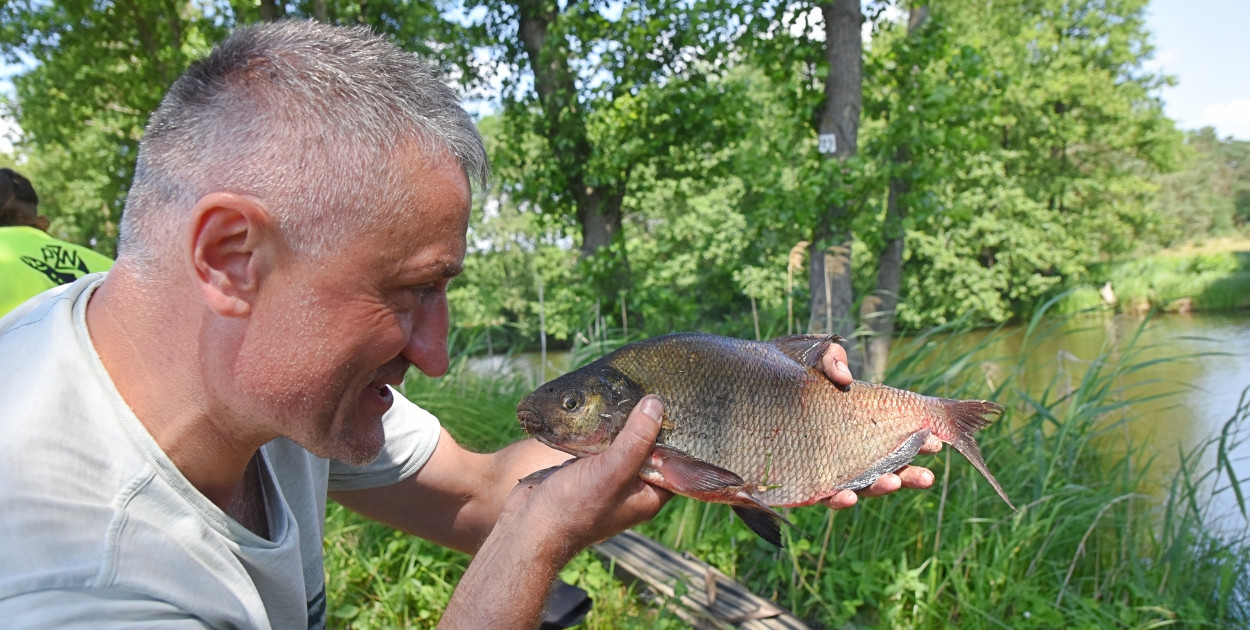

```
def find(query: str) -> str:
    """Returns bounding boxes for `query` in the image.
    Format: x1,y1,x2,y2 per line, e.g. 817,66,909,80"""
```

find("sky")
1142,0,1250,140
2,0,1248,155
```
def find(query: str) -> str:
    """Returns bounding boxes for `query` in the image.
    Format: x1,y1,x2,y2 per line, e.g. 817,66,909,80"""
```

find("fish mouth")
517,407,600,457
517,407,546,436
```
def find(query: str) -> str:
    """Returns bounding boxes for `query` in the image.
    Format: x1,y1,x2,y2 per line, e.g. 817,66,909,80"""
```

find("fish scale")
517,332,1014,546
607,335,936,505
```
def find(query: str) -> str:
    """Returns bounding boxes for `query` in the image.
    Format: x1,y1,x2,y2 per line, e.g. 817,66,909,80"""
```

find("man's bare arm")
438,397,668,628
330,429,571,554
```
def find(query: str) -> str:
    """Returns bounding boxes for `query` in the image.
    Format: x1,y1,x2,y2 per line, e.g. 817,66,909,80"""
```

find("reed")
323,314,1250,628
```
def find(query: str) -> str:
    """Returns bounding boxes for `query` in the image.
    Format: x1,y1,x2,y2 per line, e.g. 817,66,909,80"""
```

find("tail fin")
939,399,1016,510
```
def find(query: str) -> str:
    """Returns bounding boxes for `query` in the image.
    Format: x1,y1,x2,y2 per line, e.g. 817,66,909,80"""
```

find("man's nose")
401,300,450,377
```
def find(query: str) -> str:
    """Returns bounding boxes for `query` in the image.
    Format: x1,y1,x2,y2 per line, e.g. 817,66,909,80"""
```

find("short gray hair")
119,20,489,263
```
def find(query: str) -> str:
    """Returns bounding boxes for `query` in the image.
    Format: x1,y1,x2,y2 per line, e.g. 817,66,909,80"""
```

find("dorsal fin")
769,334,845,369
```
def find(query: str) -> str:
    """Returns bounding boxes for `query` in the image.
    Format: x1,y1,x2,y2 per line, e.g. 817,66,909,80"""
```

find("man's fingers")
856,472,903,498
820,342,854,387
896,465,936,490
595,396,664,478
824,489,858,509
919,434,943,454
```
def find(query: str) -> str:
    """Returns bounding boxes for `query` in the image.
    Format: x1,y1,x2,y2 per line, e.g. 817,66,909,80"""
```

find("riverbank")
1060,236,1250,314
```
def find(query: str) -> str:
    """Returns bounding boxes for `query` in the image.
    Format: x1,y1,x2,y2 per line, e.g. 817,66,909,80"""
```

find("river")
941,312,1250,533
470,312,1250,532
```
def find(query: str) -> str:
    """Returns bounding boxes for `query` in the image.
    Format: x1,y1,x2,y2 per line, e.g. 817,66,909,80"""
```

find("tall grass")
323,316,1250,628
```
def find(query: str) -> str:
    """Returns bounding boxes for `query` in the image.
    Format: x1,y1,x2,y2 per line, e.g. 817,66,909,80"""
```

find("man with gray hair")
0,19,932,629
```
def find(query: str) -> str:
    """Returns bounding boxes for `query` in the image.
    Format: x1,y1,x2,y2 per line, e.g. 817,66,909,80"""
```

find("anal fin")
836,429,931,492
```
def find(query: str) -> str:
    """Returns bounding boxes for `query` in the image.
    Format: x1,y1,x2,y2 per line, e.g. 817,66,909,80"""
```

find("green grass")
323,317,1250,628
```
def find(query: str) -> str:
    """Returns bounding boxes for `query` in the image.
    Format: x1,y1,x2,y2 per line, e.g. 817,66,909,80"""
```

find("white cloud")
1201,99,1250,140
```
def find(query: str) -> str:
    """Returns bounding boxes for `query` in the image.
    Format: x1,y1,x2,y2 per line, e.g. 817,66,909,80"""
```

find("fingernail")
639,396,663,423
835,360,849,375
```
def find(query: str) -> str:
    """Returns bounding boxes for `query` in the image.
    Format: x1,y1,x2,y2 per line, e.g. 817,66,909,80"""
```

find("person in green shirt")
0,168,114,317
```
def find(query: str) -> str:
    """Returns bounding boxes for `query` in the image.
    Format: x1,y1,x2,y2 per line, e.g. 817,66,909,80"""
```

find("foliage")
885,0,1181,329
0,0,224,254
1146,128,1250,245
0,0,1233,343
1060,245,1250,314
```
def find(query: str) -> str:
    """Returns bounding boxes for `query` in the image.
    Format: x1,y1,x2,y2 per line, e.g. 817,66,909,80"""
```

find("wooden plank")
592,530,812,629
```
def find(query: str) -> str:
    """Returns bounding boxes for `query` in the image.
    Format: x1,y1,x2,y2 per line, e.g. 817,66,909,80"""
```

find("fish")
516,332,1014,547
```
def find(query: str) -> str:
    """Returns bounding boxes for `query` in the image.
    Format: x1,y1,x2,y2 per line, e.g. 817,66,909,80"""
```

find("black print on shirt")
21,244,91,285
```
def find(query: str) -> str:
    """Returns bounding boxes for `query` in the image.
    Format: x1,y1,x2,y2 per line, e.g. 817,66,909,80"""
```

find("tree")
0,0,225,254
1147,127,1249,243
460,0,749,317
893,0,1180,328
807,0,863,350
859,4,928,382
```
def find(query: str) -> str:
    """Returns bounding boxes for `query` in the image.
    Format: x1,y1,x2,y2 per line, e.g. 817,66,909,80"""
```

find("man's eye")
406,281,446,298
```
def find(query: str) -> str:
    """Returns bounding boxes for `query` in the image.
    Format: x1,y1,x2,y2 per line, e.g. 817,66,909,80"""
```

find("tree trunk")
861,166,908,382
575,179,624,258
860,6,928,383
810,0,863,370
517,0,629,299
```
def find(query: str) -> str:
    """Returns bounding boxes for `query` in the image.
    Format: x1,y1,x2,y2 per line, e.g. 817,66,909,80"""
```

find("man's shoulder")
0,436,161,598
0,463,282,628
0,273,99,334
0,273,148,595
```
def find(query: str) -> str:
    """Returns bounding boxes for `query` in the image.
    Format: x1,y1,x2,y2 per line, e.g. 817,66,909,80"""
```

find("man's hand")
498,395,671,555
817,340,941,510
441,397,671,629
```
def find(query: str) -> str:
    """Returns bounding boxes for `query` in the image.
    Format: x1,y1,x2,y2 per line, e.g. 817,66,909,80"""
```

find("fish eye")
561,393,580,411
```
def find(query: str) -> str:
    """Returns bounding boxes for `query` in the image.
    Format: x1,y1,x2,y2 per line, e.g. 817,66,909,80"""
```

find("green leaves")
0,0,1212,338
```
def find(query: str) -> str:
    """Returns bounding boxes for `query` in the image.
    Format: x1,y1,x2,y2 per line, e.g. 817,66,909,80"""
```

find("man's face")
237,149,471,466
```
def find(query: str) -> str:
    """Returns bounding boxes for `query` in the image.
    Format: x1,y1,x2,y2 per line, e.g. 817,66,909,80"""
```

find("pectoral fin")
642,444,748,493
518,458,578,485
642,445,801,547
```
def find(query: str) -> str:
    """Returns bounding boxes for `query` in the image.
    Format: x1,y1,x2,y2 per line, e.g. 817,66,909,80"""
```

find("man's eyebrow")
399,257,463,283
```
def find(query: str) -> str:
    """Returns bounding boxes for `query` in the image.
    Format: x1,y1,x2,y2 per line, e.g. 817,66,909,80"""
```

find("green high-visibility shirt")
0,226,114,318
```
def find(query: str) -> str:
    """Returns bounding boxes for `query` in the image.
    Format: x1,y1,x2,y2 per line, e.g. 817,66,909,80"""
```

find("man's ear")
188,192,273,317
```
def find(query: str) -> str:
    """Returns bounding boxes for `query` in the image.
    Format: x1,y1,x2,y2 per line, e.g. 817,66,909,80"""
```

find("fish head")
517,365,644,456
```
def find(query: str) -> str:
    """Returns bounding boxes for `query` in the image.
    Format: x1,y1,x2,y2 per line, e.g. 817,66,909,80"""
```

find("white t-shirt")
0,275,442,629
